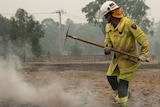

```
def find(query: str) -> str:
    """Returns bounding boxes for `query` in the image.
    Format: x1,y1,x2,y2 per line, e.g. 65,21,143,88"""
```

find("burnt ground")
0,61,159,107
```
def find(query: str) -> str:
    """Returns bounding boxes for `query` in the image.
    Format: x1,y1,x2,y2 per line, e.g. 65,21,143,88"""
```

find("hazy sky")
0,0,159,24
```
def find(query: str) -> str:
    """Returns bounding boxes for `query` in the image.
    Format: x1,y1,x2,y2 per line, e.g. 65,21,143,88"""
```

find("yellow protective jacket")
104,17,149,72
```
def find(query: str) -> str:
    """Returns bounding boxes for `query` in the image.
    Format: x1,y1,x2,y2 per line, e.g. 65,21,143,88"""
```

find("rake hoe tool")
64,26,138,59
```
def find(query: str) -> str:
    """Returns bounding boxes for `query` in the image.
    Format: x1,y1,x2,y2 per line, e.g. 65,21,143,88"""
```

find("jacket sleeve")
130,23,149,57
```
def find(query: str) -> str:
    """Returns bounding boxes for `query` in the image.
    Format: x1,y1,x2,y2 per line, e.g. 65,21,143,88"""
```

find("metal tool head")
64,26,70,46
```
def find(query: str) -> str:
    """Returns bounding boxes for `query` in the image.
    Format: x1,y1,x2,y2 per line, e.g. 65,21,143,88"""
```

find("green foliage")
41,18,60,55
65,18,74,26
64,23,104,55
154,21,160,37
154,41,160,55
82,0,154,35
0,15,11,36
70,42,82,56
0,15,11,58
30,21,44,57
10,8,44,58
31,37,42,57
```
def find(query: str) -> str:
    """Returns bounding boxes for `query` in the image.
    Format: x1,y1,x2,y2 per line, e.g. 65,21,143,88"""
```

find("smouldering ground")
20,64,160,107
0,61,159,107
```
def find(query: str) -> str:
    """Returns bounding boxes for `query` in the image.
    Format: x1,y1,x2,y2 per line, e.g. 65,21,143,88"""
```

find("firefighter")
100,1,149,107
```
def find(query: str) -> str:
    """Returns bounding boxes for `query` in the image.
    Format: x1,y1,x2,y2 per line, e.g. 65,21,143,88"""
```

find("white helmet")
100,1,120,16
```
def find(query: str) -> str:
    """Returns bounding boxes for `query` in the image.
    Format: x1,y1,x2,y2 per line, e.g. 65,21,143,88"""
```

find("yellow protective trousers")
107,63,139,81
107,66,134,106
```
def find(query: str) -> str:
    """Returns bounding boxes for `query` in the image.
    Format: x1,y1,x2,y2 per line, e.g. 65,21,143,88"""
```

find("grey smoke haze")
0,0,159,23
0,56,105,107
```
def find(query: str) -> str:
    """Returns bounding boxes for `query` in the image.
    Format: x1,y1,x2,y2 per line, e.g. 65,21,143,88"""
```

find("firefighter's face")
104,13,112,23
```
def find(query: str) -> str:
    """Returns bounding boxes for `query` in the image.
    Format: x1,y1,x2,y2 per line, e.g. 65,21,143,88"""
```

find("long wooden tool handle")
67,35,104,48
67,34,138,59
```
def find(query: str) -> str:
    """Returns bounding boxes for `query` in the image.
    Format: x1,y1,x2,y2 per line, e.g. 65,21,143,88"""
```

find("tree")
10,8,44,60
41,18,60,55
70,41,82,56
153,21,160,57
0,15,11,58
82,0,154,35
29,20,44,57
154,21,160,37
65,18,74,26
154,41,160,55
63,23,104,55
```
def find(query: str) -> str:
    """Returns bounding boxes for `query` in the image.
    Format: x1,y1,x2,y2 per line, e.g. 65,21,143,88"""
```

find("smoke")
0,56,37,104
0,56,105,107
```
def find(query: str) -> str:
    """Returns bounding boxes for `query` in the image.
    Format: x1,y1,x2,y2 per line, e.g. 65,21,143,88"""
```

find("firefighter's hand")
138,55,149,62
104,47,111,55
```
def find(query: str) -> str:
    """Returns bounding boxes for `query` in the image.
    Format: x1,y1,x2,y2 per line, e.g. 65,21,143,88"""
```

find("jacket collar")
106,17,126,33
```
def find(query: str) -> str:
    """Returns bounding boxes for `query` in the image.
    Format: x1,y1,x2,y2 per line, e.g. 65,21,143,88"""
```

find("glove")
104,47,111,55
138,55,149,62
